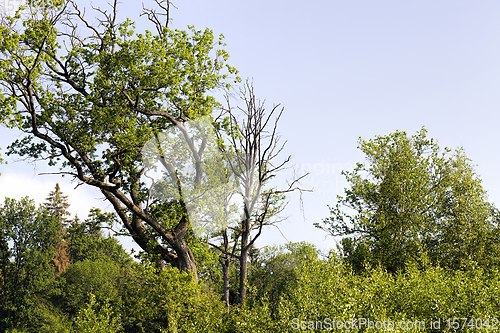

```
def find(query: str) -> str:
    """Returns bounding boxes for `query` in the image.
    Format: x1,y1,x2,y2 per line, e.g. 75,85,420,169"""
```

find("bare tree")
211,81,309,304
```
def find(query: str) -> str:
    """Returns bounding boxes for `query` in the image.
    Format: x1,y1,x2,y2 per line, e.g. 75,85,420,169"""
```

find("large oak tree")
0,0,238,281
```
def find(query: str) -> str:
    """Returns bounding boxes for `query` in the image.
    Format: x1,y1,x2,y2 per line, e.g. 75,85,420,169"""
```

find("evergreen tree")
44,184,71,276
44,183,71,226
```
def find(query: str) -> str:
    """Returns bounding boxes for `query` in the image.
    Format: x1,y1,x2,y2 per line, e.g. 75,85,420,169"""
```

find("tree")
44,183,71,276
427,151,500,270
210,82,308,303
61,258,124,317
139,79,308,304
44,183,70,225
317,128,499,272
65,208,132,265
248,242,319,317
0,197,61,330
0,0,238,281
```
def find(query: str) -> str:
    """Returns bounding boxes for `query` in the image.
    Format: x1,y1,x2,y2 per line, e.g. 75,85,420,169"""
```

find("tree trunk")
238,221,250,304
219,228,234,308
101,189,199,282
222,257,231,307
170,237,198,282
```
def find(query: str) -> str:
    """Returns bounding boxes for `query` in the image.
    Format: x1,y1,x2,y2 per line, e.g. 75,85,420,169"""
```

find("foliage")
2,195,500,332
60,258,125,316
0,0,239,278
211,81,304,304
44,183,71,275
1,1,500,331
248,242,319,316
44,183,71,225
0,197,61,331
72,293,122,333
65,209,132,265
137,199,220,280
317,128,500,272
276,255,500,332
122,264,214,332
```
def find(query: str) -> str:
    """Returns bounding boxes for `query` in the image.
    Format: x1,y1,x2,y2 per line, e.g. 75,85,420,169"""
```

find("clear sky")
1,0,499,255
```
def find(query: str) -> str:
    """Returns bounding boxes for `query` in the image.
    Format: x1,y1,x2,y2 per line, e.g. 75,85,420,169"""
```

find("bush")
72,293,122,333
276,257,500,332
60,258,124,316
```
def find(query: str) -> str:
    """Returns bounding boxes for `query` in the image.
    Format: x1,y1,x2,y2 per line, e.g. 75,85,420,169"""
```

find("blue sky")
1,0,499,254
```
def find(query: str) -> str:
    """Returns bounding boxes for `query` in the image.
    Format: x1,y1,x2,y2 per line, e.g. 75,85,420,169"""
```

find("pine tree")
44,183,71,226
44,183,71,276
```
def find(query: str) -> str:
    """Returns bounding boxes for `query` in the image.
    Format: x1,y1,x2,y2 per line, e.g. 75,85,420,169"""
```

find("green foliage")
0,197,61,331
0,0,240,277
135,199,221,279
3,205,500,333
0,4,238,185
72,293,122,333
66,209,132,265
120,262,280,333
44,183,71,225
318,128,499,272
60,258,125,316
189,236,221,289
339,237,371,274
248,242,319,315
0,192,135,331
275,256,500,332
2,1,500,330
122,264,206,332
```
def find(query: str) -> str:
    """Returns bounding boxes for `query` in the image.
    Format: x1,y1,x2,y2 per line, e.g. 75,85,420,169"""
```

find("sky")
1,0,500,255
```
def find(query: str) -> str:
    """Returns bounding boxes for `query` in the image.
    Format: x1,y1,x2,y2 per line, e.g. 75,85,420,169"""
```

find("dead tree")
212,81,309,304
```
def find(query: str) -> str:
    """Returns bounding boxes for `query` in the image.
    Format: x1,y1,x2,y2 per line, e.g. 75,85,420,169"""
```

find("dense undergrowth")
3,238,500,332
2,194,500,332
